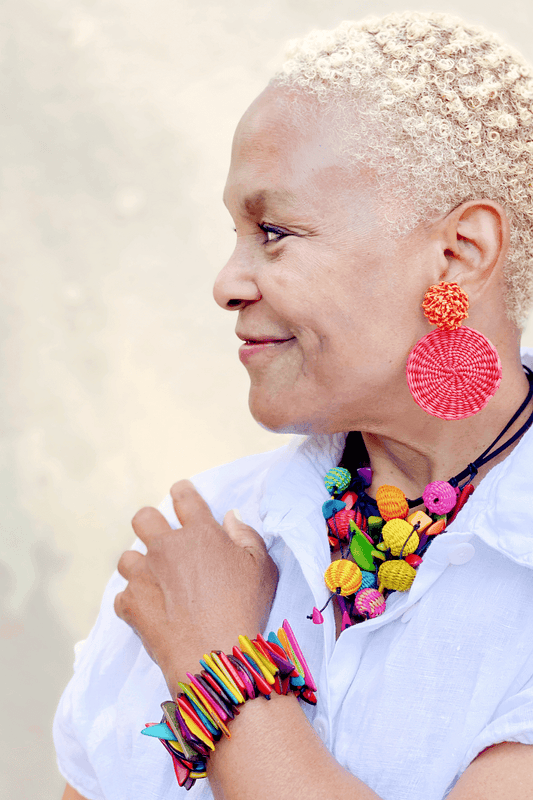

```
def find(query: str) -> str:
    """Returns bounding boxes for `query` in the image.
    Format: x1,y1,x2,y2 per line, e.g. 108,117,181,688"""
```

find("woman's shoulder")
157,439,298,533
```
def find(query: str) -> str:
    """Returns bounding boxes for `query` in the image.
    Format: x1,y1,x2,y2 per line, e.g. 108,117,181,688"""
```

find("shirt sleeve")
459,659,533,772
52,445,284,799
54,680,104,800
53,570,127,800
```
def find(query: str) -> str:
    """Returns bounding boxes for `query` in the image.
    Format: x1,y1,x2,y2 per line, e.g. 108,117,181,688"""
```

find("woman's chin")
248,390,328,436
250,405,301,435
249,392,304,434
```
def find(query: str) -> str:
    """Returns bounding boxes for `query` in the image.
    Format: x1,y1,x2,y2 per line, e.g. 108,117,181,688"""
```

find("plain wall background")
2,0,533,796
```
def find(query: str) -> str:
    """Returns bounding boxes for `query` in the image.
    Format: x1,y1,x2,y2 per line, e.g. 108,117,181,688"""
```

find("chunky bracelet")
141,620,317,790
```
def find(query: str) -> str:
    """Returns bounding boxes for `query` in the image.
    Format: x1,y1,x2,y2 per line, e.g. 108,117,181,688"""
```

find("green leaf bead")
349,521,381,571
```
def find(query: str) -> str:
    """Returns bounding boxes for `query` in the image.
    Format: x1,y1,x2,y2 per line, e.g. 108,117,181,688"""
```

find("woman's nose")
213,248,261,311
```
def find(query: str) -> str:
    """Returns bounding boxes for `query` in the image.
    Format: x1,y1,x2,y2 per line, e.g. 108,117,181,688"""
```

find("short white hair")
274,11,533,327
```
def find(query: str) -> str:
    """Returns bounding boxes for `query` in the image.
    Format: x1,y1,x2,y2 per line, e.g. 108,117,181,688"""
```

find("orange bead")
425,518,446,537
406,510,433,533
376,485,409,521
422,282,469,331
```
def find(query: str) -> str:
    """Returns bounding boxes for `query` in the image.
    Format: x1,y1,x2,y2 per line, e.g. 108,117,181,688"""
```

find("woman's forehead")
233,87,335,156
225,89,357,209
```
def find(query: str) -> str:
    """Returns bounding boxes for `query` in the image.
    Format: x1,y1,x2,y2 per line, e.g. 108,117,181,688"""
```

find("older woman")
55,12,533,800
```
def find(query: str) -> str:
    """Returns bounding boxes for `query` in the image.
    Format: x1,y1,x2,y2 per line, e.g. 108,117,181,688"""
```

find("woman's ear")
439,200,510,300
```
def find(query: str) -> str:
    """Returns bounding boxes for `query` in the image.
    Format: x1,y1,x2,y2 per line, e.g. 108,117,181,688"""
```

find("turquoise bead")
324,467,351,494
322,499,346,519
360,570,377,589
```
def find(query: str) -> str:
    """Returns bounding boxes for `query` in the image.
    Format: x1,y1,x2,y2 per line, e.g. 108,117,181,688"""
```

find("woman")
55,12,533,800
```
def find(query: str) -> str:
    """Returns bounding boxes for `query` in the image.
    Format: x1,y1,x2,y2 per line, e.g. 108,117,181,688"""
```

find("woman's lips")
238,337,296,364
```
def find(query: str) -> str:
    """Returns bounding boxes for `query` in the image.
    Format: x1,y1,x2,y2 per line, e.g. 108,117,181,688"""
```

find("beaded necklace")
309,367,533,630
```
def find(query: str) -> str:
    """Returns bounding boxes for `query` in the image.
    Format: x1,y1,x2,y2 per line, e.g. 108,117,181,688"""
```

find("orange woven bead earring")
406,281,502,420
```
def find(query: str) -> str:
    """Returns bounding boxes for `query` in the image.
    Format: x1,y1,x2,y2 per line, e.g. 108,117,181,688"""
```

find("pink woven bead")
422,481,457,514
327,508,356,542
406,327,502,420
354,588,386,619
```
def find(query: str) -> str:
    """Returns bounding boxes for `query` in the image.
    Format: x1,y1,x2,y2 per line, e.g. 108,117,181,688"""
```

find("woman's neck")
358,357,532,500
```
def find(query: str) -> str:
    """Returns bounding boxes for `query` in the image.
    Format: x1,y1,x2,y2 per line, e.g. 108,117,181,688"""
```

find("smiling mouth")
243,337,295,345
238,336,296,364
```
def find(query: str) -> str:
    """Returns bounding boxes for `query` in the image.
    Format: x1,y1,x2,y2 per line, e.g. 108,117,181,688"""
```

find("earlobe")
441,200,509,296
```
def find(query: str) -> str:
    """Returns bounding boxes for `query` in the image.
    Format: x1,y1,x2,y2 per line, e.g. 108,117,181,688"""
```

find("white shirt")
54,353,533,800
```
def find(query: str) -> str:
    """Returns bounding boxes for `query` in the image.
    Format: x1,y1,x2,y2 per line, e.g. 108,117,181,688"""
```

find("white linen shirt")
54,353,533,800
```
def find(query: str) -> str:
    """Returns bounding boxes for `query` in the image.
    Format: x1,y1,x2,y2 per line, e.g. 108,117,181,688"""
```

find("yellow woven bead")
378,560,416,593
324,559,362,596
375,485,409,521
382,519,420,557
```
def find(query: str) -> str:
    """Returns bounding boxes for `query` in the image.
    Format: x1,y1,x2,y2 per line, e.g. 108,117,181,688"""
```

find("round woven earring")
406,281,502,420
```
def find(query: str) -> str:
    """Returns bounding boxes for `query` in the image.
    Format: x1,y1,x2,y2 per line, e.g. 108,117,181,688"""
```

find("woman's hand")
114,480,278,694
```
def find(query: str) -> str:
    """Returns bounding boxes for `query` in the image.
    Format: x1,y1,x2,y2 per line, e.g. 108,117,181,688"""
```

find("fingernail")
232,508,243,522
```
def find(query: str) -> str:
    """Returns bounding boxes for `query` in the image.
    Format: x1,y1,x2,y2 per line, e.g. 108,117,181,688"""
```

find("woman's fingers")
117,549,144,579
170,480,215,528
115,550,147,624
116,487,279,686
222,509,265,552
131,506,172,546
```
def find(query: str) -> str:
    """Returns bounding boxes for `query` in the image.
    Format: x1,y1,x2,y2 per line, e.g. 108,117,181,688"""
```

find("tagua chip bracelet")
311,365,533,629
142,620,317,790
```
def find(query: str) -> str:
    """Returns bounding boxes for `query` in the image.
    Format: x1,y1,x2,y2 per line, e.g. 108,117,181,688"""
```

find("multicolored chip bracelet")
141,620,317,790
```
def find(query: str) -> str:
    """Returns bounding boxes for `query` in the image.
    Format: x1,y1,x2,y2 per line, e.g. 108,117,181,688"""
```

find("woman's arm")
59,739,533,800
208,691,380,800
114,482,533,800
209,694,533,800
449,742,533,799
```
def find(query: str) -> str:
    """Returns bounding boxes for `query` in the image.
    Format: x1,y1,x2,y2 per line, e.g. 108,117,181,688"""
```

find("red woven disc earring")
406,282,502,420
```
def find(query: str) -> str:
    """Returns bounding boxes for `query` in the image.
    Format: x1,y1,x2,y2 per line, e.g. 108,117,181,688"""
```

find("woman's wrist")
142,622,317,791
162,627,270,698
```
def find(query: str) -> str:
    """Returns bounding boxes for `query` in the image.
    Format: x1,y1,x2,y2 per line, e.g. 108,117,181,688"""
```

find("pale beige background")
2,0,533,796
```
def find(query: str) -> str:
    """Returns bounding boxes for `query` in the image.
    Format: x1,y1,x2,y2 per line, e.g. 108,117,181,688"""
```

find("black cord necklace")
342,365,533,514
313,365,533,629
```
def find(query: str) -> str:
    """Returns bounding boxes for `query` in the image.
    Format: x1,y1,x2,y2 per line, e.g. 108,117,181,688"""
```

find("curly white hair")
274,11,533,327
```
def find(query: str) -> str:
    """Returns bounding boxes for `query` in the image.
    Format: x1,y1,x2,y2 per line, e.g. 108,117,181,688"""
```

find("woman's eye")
259,224,288,243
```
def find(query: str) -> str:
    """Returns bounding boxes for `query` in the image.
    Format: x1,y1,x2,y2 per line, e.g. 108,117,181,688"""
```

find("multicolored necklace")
309,366,533,631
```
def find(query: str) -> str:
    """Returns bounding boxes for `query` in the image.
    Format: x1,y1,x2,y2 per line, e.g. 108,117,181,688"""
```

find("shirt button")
313,717,328,741
448,543,475,565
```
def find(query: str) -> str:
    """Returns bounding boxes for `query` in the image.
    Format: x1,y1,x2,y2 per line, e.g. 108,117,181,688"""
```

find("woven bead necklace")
309,366,533,630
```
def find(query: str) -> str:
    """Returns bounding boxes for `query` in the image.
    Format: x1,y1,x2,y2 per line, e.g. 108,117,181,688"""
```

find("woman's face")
214,88,433,435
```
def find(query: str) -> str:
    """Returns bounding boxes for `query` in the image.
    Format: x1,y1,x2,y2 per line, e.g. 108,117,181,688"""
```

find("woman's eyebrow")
223,185,297,215
225,189,296,217
243,191,266,217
